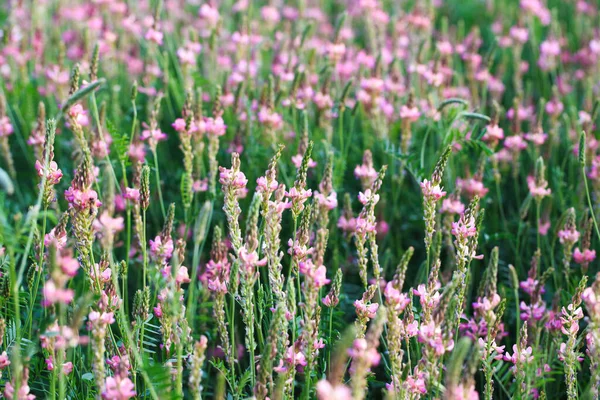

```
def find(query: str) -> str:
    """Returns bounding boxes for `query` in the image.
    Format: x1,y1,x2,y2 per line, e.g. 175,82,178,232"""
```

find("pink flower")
384,282,411,312
128,143,146,162
451,214,477,239
291,154,317,169
205,117,227,136
316,380,352,400
176,266,191,284
45,227,67,250
482,124,504,143
145,28,164,45
573,248,596,264
418,321,454,355
261,6,281,24
405,374,427,394
441,198,465,214
141,128,167,143
526,176,551,199
0,352,10,369
102,376,136,400
504,135,528,151
43,281,74,306
525,131,548,146
149,236,174,261
420,179,446,200
354,164,378,186
540,39,560,57
239,246,267,274
314,191,338,210
299,260,330,288
322,292,338,307
558,228,580,245
171,118,186,132
68,104,88,125
538,220,550,236
456,177,489,198
199,4,220,28
337,216,357,233
177,47,197,66
93,211,125,237
60,253,80,277
62,362,73,375
312,265,330,288
0,116,14,137
124,188,140,203
35,160,63,185
256,176,278,193
399,105,421,122
219,168,248,189
347,338,381,366
65,188,102,210
91,263,112,283
358,189,380,205
354,299,379,319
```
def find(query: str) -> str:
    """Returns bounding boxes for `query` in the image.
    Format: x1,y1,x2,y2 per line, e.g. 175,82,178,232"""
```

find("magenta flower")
420,179,446,200
102,376,136,400
205,117,227,137
354,299,379,319
124,188,140,203
35,160,63,185
316,380,352,400
482,123,504,143
527,176,552,198
93,211,125,237
399,105,421,122
314,191,338,210
0,352,11,369
451,214,477,240
0,116,13,137
43,281,75,306
149,236,174,261
441,198,465,214
573,248,596,264
171,118,186,132
145,28,164,45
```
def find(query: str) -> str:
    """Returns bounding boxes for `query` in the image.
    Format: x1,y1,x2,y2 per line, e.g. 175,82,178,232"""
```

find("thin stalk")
583,166,600,241
26,207,48,336
153,149,167,219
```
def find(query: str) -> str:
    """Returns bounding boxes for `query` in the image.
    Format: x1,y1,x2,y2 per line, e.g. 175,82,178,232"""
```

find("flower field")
0,0,599,399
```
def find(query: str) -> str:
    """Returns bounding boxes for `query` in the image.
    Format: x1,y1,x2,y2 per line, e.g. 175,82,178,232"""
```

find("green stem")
153,149,167,219
583,166,600,241
26,207,48,336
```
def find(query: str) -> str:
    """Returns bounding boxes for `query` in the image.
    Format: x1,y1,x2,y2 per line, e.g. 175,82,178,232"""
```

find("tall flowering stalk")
450,196,483,337
258,146,289,304
421,146,451,266
203,227,233,367
173,93,195,217
384,247,414,397
350,307,386,400
220,153,247,255
557,208,579,276
561,277,587,400
188,336,208,400
354,166,386,286
255,303,286,400
238,196,266,388
584,273,600,399
65,116,101,278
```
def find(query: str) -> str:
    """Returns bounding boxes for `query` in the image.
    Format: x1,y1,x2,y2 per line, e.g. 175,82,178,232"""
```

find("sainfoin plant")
2,0,600,398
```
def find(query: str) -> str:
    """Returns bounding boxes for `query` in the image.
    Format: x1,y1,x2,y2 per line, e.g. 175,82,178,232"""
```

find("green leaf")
81,373,94,382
